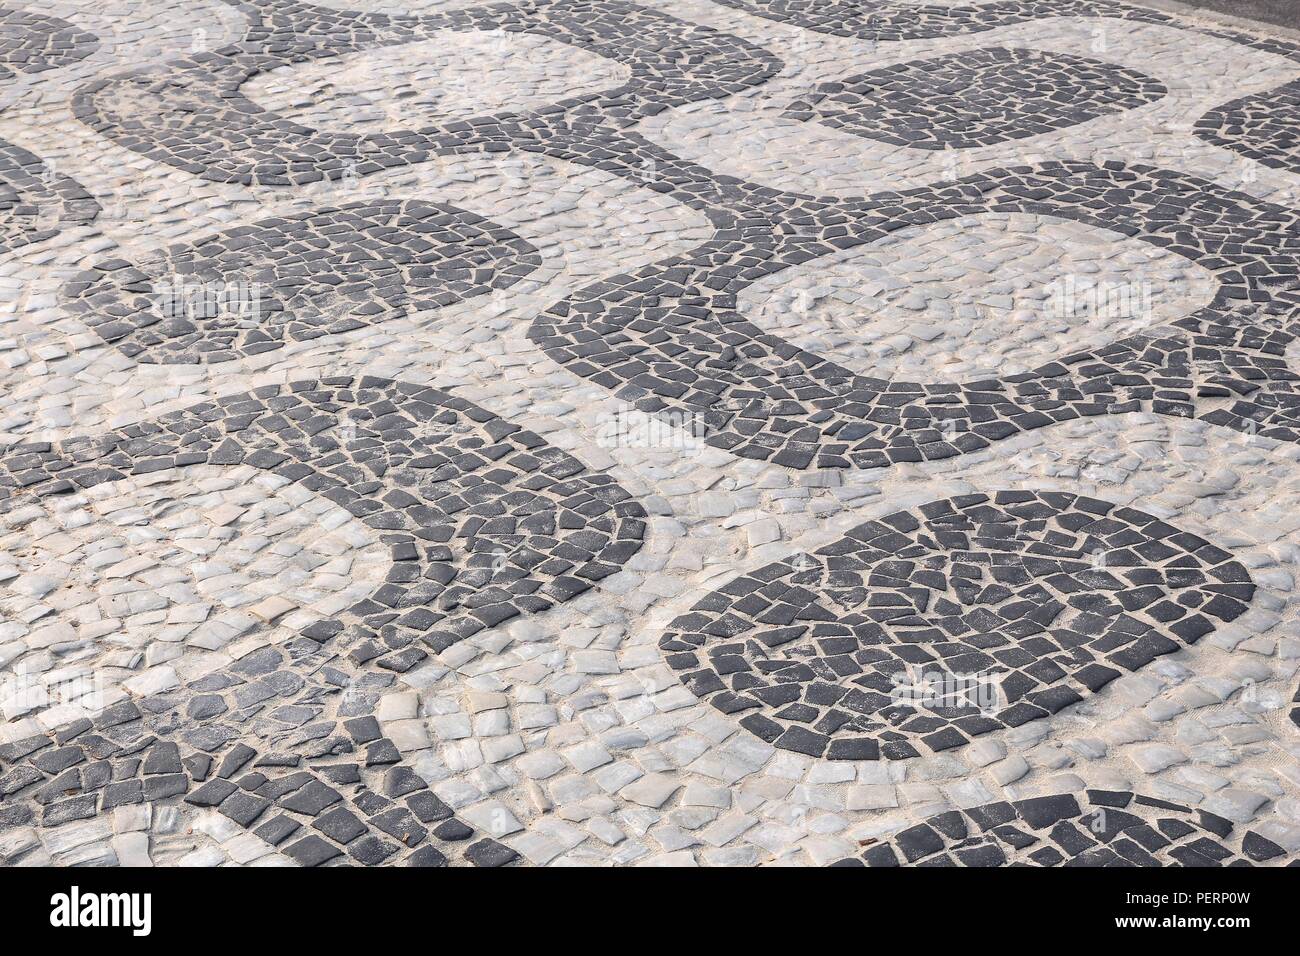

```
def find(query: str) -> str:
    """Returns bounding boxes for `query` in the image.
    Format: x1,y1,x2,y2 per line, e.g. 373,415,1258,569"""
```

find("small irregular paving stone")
284,834,342,868
0,9,98,81
63,201,542,364
1194,78,1300,175
0,138,100,254
531,160,1300,469
784,47,1166,150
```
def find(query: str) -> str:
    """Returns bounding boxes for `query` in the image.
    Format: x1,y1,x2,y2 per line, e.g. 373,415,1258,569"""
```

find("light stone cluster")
243,32,632,135
1,464,389,726
739,212,1218,383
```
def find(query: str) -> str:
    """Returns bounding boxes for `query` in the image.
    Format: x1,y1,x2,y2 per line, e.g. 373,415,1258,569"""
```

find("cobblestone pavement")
1169,2,1300,33
0,0,1298,868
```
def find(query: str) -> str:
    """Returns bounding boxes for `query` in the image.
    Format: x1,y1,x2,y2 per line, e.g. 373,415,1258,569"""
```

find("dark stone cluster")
1194,78,1300,176
0,674,517,868
62,200,542,363
835,791,1295,866
0,8,98,81
0,377,647,654
0,378,647,864
784,47,1166,150
660,492,1253,759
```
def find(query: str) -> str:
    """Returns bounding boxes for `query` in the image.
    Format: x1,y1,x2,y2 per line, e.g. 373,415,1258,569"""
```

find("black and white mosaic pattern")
0,8,98,81
1,0,1298,868
63,201,541,363
0,377,646,864
783,48,1167,150
1195,79,1300,177
660,492,1253,760
837,790,1297,866
71,0,782,187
